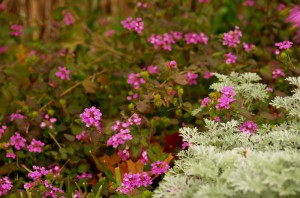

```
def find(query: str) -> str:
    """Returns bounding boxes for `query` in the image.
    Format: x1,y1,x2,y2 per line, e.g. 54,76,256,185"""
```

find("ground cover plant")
0,0,300,197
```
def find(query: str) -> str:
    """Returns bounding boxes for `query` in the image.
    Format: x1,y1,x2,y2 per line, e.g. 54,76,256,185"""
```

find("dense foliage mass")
0,0,300,197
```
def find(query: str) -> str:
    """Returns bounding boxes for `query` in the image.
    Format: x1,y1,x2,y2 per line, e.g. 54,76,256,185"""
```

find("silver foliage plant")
154,73,300,198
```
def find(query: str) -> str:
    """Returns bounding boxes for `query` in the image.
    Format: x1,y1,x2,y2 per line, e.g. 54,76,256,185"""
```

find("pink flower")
0,125,7,139
63,11,75,26
243,42,255,52
0,45,7,54
107,131,132,148
224,52,236,64
147,65,160,74
201,97,211,107
28,166,49,181
140,150,148,164
204,71,214,79
214,116,220,122
223,26,242,47
272,69,286,79
186,72,198,85
184,32,208,45
286,6,300,27
240,121,257,135
275,41,293,50
171,31,183,40
10,24,23,37
243,0,254,6
137,2,148,9
27,139,45,153
278,3,285,11
216,86,235,110
10,112,25,121
151,161,170,175
76,130,87,141
121,17,144,34
0,176,13,196
10,132,26,150
40,114,57,129
168,60,177,69
182,142,190,149
117,172,152,194
105,29,115,37
6,152,16,159
56,66,70,80
127,73,146,89
127,93,138,101
118,146,130,161
77,172,92,180
80,106,102,129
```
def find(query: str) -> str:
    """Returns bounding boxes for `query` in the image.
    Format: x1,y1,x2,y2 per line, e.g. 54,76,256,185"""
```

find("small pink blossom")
117,172,152,194
40,114,57,129
76,130,87,140
80,106,102,129
214,116,220,122
223,26,242,47
105,29,115,37
0,45,7,54
6,152,16,159
184,32,208,45
216,86,235,110
204,71,214,79
137,2,148,9
224,52,236,64
182,142,190,149
151,161,170,175
118,146,130,161
56,66,70,80
201,97,210,107
186,72,198,85
267,87,273,92
147,65,160,74
77,172,92,180
27,139,45,153
168,60,177,69
0,176,13,196
0,125,7,139
286,6,300,27
63,11,75,26
272,69,286,79
121,17,144,34
127,93,138,101
10,112,25,121
10,24,23,37
243,0,254,6
171,31,183,40
240,121,257,135
243,42,255,52
10,132,26,150
127,73,146,89
140,150,148,164
275,41,293,50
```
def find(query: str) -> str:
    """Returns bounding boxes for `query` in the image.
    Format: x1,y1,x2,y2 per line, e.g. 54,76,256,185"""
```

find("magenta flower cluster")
184,32,209,45
121,17,144,34
0,125,7,139
63,11,75,26
243,42,255,52
28,165,49,181
127,73,146,89
151,161,170,175
117,172,152,194
10,112,25,121
148,31,208,51
117,146,130,161
107,114,141,148
147,65,160,75
272,69,286,79
223,26,242,47
40,114,57,129
286,6,300,27
275,41,293,55
140,149,148,164
0,176,12,196
216,86,235,109
10,24,23,37
201,97,211,107
77,172,92,180
240,121,257,135
203,71,214,79
224,52,237,64
186,72,199,85
56,66,70,80
10,132,26,150
80,106,102,129
27,138,45,153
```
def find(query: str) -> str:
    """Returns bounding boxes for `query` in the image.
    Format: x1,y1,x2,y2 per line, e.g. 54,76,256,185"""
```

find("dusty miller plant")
154,74,300,198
